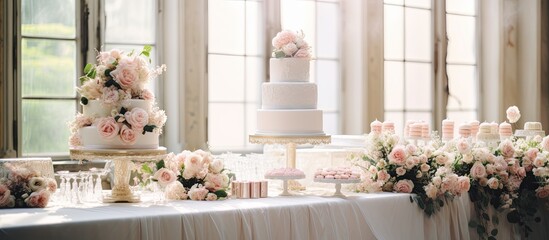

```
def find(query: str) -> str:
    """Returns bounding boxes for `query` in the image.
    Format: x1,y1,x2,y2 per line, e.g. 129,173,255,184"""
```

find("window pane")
208,0,245,54
208,103,245,148
405,112,432,129
384,0,403,5
405,8,431,61
447,65,477,110
246,57,263,103
246,103,258,144
447,111,477,126
105,0,156,44
384,5,404,60
447,15,476,64
446,0,476,16
323,112,339,135
21,0,76,38
317,2,339,59
384,61,404,110
21,39,76,98
405,0,431,9
209,55,245,102
246,1,264,56
281,0,316,52
384,112,404,135
405,62,431,110
22,99,75,155
316,60,339,111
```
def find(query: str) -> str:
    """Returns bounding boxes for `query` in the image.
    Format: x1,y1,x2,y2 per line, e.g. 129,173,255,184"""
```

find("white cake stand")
265,175,305,196
314,178,360,197
249,134,331,190
70,147,167,203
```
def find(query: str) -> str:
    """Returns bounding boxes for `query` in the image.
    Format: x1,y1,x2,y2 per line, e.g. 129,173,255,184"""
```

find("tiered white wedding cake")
256,30,324,136
69,47,167,149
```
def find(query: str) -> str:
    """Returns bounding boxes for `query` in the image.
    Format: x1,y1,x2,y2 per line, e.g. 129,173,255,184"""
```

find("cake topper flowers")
271,30,311,59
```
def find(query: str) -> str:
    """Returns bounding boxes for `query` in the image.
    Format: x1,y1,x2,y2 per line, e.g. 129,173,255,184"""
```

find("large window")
383,0,478,134
207,0,342,152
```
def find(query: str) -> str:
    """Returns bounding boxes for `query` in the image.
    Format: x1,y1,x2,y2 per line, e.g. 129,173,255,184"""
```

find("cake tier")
79,126,159,149
525,122,542,131
262,82,317,109
256,109,324,135
83,99,152,118
270,58,310,82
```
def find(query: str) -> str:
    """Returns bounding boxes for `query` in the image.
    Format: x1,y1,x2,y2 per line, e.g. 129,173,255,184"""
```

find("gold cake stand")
249,134,331,190
70,147,167,203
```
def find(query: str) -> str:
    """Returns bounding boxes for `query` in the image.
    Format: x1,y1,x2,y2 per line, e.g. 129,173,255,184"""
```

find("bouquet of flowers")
149,149,232,201
0,164,57,208
271,30,311,59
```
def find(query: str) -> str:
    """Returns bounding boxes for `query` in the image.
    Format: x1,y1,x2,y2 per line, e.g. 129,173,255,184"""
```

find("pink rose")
506,106,521,123
486,164,496,175
124,107,149,130
541,136,549,151
517,167,526,178
456,176,471,193
205,173,226,191
25,190,50,208
396,167,406,176
164,181,187,200
209,159,224,174
281,43,298,56
507,176,522,192
533,157,545,168
377,170,390,182
420,163,430,172
393,179,414,193
96,117,120,139
535,186,549,199
294,48,310,58
0,184,12,207
457,138,471,154
435,154,449,165
525,148,539,161
470,162,487,179
184,153,204,173
97,51,116,67
154,168,177,187
69,133,82,147
388,146,407,165
119,125,137,145
206,193,218,201
425,184,438,199
487,177,500,189
46,179,57,193
141,89,155,100
110,57,139,89
272,30,297,49
188,184,209,201
101,87,119,104
406,144,418,155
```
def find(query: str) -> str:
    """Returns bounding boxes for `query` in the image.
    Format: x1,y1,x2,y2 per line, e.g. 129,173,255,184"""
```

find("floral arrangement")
272,30,311,59
0,164,57,208
68,46,167,147
144,149,232,201
354,106,549,239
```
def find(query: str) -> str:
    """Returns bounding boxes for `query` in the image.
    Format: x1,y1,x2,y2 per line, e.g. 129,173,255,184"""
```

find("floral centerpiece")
0,164,57,208
271,30,311,59
146,149,232,201
69,46,167,147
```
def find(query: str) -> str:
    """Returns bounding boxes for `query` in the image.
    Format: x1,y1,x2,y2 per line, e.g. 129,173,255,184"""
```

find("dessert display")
476,122,500,143
515,121,545,138
469,120,480,140
313,167,361,197
264,168,306,179
408,123,423,139
370,120,382,134
69,47,167,149
382,121,395,133
255,30,324,136
498,122,513,139
459,123,471,138
442,119,454,140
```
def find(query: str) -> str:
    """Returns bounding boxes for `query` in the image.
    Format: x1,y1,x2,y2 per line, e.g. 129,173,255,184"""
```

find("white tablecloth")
0,192,473,240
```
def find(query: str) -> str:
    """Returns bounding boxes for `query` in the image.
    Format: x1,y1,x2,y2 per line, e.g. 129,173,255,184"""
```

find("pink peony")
499,140,515,158
125,107,149,130
96,117,120,139
388,145,407,165
506,106,521,123
294,48,310,58
272,30,297,49
188,184,209,201
535,186,549,199
25,190,50,208
470,162,487,179
119,125,137,145
101,87,119,105
0,184,12,207
393,179,414,193
110,57,140,89
164,181,187,200
154,168,177,187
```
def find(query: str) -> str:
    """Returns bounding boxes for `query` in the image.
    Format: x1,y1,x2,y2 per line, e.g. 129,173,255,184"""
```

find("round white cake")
269,58,310,82
261,82,317,109
256,109,323,135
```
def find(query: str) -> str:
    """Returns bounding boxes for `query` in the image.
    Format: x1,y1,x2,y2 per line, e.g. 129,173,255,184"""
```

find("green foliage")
214,190,228,198
141,164,153,175
156,160,165,170
80,97,88,105
143,125,157,134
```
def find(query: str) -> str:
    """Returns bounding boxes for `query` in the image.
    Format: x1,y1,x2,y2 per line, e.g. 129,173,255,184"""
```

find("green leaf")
535,217,541,223
482,213,490,221
142,125,157,134
488,236,496,240
141,45,152,57
214,190,228,198
491,229,498,236
80,97,88,105
88,68,96,79
274,51,286,58
476,225,486,236
409,196,414,203
83,63,93,74
507,210,520,224
492,215,499,225
468,220,478,228
104,79,121,89
156,160,165,170
141,164,153,174
79,76,88,84
119,107,128,115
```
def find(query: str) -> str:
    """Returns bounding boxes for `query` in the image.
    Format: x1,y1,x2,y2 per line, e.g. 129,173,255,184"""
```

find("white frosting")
524,122,542,131
83,99,152,118
269,58,310,82
262,82,317,109
79,126,159,149
256,109,324,135
0,158,54,179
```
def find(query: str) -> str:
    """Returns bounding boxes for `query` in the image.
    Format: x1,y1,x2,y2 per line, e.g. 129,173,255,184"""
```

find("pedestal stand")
249,135,331,190
70,147,167,203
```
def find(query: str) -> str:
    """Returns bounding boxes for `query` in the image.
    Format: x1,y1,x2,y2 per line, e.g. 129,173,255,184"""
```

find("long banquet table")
0,191,477,240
